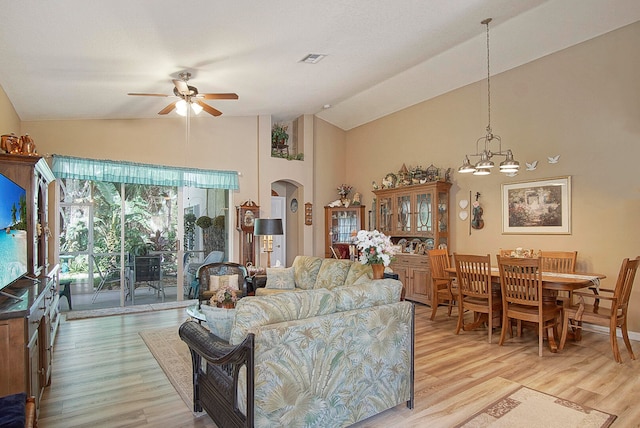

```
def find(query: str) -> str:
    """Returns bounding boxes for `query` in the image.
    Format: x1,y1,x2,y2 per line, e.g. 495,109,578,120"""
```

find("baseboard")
582,323,640,341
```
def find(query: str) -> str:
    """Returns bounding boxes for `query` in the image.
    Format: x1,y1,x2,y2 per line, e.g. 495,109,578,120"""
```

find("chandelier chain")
486,18,491,134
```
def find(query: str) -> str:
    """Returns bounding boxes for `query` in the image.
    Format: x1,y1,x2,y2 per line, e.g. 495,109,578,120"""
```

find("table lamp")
253,218,283,268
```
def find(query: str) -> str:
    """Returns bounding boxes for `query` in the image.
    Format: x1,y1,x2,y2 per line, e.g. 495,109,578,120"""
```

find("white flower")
353,230,396,267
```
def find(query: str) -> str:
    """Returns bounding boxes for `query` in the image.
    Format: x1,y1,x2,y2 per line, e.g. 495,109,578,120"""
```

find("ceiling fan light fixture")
191,102,203,115
176,99,188,116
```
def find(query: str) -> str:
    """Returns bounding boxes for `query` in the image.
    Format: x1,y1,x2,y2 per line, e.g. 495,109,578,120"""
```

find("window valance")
51,155,239,190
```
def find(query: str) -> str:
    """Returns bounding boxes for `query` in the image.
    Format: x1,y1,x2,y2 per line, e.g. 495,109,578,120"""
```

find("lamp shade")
253,218,283,236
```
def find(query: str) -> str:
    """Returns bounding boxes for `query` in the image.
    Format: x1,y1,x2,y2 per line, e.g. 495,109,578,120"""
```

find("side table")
247,274,267,295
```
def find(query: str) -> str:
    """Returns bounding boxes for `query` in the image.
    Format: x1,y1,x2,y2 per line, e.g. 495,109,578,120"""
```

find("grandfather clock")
236,200,260,267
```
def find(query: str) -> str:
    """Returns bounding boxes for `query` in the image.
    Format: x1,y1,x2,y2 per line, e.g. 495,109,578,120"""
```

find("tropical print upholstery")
334,278,401,312
200,305,235,341
344,261,373,286
233,281,412,427
314,259,352,290
265,266,295,289
230,288,336,345
292,256,323,289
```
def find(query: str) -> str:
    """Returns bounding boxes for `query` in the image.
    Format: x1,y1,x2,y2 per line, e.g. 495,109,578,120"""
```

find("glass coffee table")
186,303,206,323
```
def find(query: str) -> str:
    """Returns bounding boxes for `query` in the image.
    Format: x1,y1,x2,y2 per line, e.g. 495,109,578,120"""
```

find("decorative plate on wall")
290,198,298,213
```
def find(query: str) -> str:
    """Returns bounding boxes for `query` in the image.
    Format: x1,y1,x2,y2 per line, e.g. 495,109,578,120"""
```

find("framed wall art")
501,176,571,234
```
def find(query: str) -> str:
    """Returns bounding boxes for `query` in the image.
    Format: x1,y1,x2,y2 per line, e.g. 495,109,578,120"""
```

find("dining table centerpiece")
354,229,396,279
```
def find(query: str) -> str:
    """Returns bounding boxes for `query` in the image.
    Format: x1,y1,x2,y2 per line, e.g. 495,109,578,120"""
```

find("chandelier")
458,18,519,176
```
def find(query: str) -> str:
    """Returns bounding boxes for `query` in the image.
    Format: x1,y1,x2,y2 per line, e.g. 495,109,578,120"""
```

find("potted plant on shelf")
271,123,289,149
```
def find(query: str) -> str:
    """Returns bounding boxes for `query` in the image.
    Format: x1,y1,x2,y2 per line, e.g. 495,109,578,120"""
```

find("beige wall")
0,86,20,135
314,117,348,256
346,22,640,330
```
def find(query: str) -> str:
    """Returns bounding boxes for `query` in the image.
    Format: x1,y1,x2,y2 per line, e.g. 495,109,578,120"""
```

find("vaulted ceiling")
1,0,639,130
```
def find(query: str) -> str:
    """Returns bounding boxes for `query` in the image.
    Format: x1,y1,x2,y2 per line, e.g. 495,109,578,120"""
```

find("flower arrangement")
353,229,396,267
211,284,239,307
337,184,353,198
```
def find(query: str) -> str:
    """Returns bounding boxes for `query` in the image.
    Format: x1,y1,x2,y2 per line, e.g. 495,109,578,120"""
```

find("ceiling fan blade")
195,100,222,117
172,79,190,95
158,101,178,115
200,93,239,100
128,93,170,97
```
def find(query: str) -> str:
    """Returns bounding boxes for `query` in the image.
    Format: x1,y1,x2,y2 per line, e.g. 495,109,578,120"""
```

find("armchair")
197,262,249,306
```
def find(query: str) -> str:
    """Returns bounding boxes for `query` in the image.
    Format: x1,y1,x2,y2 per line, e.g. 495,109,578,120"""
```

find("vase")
371,263,385,279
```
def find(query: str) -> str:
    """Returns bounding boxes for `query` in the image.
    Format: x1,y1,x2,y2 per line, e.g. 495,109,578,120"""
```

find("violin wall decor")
471,192,485,230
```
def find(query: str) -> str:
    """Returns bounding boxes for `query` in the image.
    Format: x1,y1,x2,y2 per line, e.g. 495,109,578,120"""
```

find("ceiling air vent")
299,54,326,64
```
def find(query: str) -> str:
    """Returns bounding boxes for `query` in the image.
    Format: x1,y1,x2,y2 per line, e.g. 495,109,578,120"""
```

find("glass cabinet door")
437,190,449,248
331,209,359,243
396,194,411,233
378,196,393,234
415,192,432,233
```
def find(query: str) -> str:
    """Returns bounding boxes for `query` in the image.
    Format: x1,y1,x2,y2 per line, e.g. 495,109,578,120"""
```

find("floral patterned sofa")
255,255,375,295
179,261,414,428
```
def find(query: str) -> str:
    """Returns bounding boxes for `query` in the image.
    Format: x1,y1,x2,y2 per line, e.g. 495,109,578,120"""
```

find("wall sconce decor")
304,202,313,225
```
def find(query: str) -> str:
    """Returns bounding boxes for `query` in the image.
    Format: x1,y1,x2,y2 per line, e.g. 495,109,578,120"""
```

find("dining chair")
559,256,640,363
540,251,577,273
427,249,456,320
453,253,501,343
497,255,561,357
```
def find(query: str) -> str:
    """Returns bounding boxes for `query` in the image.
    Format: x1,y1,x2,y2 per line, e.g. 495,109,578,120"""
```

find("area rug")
455,386,616,428
65,299,195,320
139,326,199,414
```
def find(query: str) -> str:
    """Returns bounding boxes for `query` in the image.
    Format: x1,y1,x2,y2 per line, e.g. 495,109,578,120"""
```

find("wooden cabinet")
373,181,451,305
324,205,365,259
0,154,57,411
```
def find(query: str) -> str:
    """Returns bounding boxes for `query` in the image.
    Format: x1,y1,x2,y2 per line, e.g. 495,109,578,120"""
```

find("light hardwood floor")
40,304,640,427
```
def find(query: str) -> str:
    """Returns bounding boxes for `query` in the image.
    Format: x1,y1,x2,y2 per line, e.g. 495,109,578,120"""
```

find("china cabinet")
373,181,451,304
324,205,366,259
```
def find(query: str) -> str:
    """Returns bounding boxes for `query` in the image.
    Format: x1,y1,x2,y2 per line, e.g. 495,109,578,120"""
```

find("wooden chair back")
497,256,543,308
454,253,492,299
497,255,560,356
428,248,451,280
428,248,455,320
559,256,640,362
453,253,498,343
540,251,577,273
614,256,640,314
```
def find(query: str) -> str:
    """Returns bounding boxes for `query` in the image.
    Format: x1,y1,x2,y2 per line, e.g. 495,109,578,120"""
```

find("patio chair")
91,255,124,303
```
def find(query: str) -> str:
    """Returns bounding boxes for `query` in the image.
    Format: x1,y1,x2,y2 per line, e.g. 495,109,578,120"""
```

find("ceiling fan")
128,72,238,117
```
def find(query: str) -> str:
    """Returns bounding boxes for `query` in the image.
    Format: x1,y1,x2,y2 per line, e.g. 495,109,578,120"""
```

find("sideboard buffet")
0,153,59,413
373,181,451,305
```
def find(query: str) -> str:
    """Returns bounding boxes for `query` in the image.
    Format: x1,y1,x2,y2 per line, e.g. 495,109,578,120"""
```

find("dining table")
444,266,606,352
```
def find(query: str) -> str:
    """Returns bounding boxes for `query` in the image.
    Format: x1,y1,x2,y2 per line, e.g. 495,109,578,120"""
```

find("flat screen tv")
0,171,28,297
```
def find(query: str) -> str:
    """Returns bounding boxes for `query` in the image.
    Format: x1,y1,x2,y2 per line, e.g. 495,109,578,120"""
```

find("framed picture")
501,176,571,235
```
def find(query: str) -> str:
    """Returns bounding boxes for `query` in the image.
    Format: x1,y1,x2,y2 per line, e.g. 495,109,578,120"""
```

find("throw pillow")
200,305,235,341
266,267,295,289
209,274,239,292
